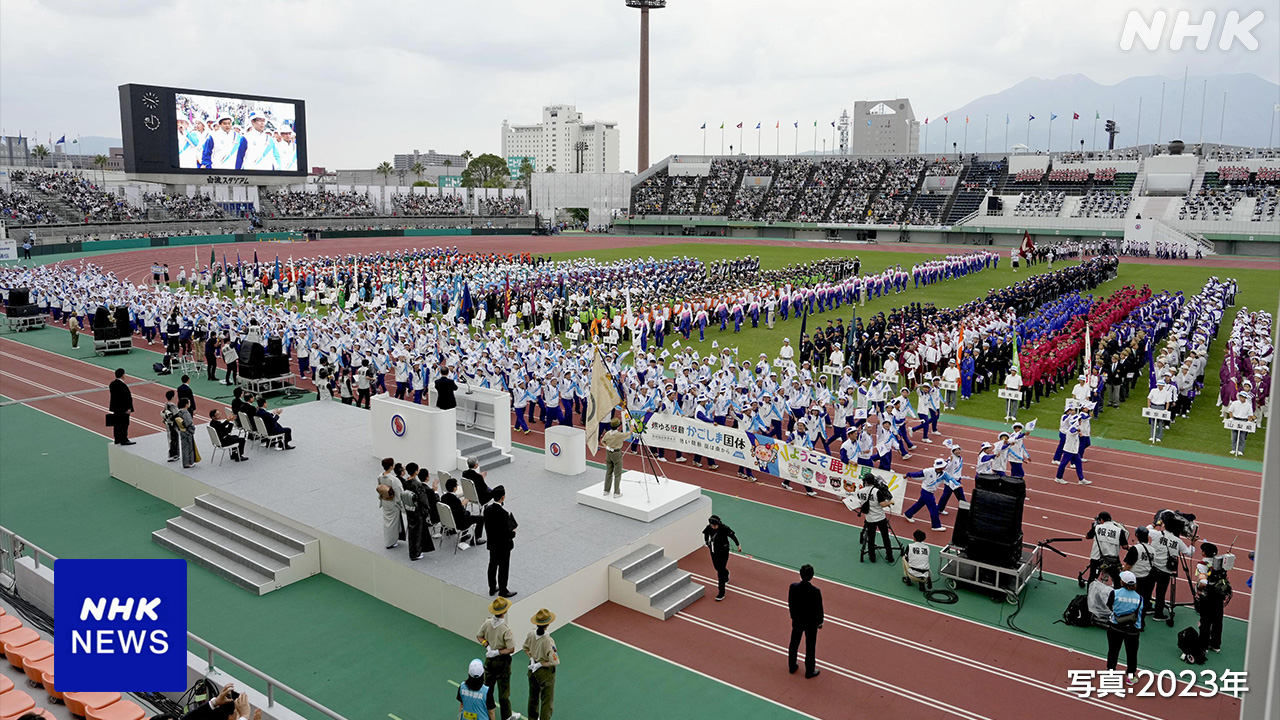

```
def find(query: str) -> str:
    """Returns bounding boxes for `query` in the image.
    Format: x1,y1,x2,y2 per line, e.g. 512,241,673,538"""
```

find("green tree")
31,144,49,167
545,165,556,173
461,153,508,188
411,162,425,185
460,150,473,169
93,154,108,184
375,161,393,186
518,158,534,205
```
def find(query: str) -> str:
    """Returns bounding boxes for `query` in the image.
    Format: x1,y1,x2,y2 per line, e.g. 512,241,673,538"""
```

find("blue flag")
55,135,66,145
700,123,706,129
1029,114,1036,121
755,122,761,129
1051,113,1058,121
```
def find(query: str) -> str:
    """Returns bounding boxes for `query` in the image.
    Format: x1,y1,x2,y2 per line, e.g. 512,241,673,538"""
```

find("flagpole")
1136,97,1143,150
1027,116,1032,149
1069,116,1076,150
924,121,930,155
757,124,761,157
984,115,989,154
1004,117,1008,154
813,123,817,153
1047,116,1053,153
1157,82,1166,146
739,124,743,155
943,121,948,155
963,120,968,154
776,124,779,156
794,125,798,155
1218,92,1227,146
1093,113,1098,150
702,126,706,156
1179,67,1188,139
1198,78,1207,145
720,126,724,156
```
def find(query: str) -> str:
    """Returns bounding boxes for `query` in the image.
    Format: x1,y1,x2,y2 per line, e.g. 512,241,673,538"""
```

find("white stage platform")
577,470,703,522
107,401,709,638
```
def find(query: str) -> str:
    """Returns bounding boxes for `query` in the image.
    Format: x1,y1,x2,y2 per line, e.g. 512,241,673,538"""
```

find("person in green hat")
476,596,520,720
522,608,560,720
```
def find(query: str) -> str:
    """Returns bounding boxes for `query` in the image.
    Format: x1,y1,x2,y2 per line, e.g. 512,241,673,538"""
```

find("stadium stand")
0,188,58,224
392,192,466,215
263,189,378,217
142,192,227,220
828,159,884,222
1252,187,1278,222
667,174,702,215
16,170,142,223
631,168,667,214
1073,190,1132,218
865,157,925,224
698,159,742,216
1179,189,1244,221
792,159,850,222
758,160,812,221
1013,191,1066,217
478,196,526,216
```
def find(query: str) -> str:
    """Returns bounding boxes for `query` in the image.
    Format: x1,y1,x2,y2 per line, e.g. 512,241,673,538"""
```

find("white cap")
933,458,946,469
469,659,484,677
1119,571,1137,585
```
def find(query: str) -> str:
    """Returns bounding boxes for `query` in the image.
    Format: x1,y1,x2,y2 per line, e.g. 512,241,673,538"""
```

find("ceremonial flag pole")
1093,111,1100,150
794,122,798,155
720,123,724,155
701,123,706,155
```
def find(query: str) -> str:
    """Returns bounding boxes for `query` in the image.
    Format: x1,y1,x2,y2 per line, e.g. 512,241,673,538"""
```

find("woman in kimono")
175,398,198,469
377,482,404,550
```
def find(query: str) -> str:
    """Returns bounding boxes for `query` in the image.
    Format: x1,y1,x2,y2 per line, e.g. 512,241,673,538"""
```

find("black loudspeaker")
968,489,1024,541
7,304,41,317
951,500,972,548
987,196,1003,213
238,341,265,367
264,355,290,378
114,307,131,335
7,288,30,306
93,306,112,329
974,472,1026,501
967,534,1024,568
267,337,283,356
94,325,120,341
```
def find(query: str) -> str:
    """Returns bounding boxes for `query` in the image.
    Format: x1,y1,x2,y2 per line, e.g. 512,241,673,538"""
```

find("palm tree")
519,158,534,207
460,150,473,169
411,162,425,185
94,154,108,184
376,161,393,186
31,145,49,168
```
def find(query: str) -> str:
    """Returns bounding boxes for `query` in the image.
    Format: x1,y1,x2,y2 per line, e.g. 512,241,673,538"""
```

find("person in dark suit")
108,368,135,445
440,477,485,544
483,485,517,598
435,365,459,410
254,397,294,449
462,457,492,504
208,408,246,462
204,336,220,382
787,564,824,678
177,374,197,416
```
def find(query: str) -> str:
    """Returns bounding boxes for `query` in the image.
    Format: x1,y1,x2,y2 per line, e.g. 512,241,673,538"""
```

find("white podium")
545,426,586,475
370,395,457,474
576,471,703,522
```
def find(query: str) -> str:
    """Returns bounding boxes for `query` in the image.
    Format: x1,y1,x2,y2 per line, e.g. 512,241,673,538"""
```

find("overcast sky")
2,0,1276,171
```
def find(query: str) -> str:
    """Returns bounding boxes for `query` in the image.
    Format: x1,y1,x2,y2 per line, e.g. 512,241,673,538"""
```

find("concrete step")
194,494,315,552
152,528,272,595
644,568,694,606
164,517,287,577
180,505,303,565
613,545,663,577
478,454,512,472
655,582,705,620
629,556,678,594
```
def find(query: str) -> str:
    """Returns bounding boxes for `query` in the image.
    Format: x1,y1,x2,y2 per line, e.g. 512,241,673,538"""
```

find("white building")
501,104,620,174
851,99,921,156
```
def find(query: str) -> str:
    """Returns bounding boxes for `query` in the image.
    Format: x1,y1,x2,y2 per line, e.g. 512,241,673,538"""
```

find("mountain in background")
920,73,1280,154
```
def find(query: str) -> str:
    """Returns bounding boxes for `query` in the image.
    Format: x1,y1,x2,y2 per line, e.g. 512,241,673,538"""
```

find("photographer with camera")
1121,527,1155,614
1085,511,1128,585
1194,542,1231,656
179,683,262,720
852,473,896,563
1146,513,1194,620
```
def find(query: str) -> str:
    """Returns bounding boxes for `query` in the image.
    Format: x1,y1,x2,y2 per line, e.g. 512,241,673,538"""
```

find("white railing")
0,524,349,720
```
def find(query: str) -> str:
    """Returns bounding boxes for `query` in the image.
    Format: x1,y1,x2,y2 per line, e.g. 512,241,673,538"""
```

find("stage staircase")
608,544,704,620
152,494,320,595
457,428,513,471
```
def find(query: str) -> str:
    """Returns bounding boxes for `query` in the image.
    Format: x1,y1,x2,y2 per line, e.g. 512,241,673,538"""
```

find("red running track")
577,552,1241,720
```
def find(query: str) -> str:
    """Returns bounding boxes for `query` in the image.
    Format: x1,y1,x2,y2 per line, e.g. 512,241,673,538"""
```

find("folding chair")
238,412,261,445
460,477,486,528
205,426,238,466
252,415,286,450
437,504,464,554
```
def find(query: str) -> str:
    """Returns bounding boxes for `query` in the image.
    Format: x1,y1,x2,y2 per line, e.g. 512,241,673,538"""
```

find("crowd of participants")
392,193,466,216
1073,191,1131,219
1047,168,1089,183
1179,189,1243,221
1055,150,1140,163
1218,303,1273,455
264,190,379,218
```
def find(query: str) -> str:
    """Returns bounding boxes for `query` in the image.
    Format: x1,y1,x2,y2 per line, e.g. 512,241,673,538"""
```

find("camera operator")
180,683,262,720
1194,542,1230,655
853,474,896,563
1121,527,1155,613
1146,514,1193,620
1085,511,1128,585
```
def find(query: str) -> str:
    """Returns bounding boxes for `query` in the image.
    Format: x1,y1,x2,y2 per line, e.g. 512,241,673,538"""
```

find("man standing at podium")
600,418,631,498
108,368,135,445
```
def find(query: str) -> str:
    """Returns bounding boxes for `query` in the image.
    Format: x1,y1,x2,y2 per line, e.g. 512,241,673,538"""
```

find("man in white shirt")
1146,379,1173,442
1224,390,1256,456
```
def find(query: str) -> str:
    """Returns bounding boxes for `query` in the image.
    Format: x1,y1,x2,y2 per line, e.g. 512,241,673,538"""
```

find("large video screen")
176,93,298,172
119,83,306,177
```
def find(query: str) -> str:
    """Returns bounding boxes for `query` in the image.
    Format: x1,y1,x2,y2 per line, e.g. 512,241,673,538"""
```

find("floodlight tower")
627,0,666,173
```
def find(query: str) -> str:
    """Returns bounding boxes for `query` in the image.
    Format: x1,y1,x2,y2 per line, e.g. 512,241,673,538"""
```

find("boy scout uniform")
477,596,516,720
523,608,560,720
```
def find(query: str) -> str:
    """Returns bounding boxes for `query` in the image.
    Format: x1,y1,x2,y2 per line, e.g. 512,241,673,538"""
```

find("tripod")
859,518,903,563
1033,537,1083,584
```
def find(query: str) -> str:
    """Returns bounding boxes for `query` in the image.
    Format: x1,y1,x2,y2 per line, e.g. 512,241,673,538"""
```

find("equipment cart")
939,543,1041,604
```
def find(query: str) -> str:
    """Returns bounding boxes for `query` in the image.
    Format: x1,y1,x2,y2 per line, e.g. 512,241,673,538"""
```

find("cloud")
1,0,1275,169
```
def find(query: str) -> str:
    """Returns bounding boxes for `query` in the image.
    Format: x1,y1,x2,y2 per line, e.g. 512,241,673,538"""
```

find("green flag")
1095,111,1100,119
719,123,724,129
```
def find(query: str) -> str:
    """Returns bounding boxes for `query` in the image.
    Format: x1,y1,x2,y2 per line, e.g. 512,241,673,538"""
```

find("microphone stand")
1034,537,1083,584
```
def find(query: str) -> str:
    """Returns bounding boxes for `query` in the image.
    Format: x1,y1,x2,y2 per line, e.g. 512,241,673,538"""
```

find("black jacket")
463,469,492,504
210,419,237,444
108,378,133,414
435,376,459,410
177,383,196,414
788,579,824,628
483,502,516,552
703,524,739,559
